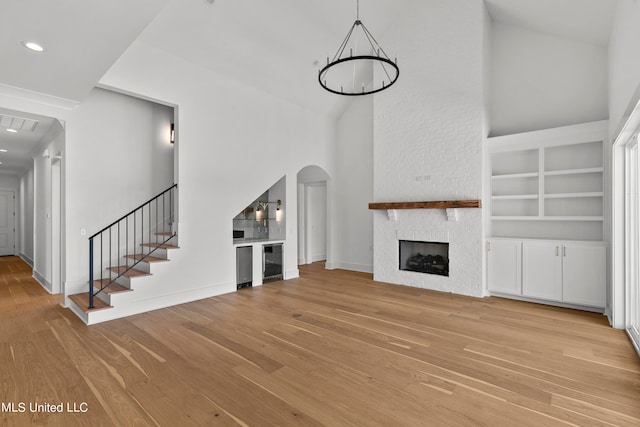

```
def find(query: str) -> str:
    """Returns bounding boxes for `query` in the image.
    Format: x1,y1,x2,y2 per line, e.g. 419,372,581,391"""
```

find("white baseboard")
32,269,52,293
326,262,373,274
19,253,33,267
85,282,234,325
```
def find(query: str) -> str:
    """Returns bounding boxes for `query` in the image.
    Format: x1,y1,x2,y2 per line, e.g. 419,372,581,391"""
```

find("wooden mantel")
368,200,481,210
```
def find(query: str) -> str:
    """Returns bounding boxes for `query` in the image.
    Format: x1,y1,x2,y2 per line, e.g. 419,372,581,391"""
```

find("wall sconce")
170,123,175,144
255,200,282,222
276,200,283,222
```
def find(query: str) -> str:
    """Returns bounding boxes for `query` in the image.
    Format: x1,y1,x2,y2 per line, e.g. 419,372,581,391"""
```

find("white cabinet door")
487,240,521,295
562,243,606,307
523,241,562,301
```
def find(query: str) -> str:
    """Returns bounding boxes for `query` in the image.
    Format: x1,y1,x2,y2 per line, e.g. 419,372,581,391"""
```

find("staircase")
68,184,179,325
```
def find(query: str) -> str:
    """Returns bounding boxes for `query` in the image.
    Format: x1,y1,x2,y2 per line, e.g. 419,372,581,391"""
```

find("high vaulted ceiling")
0,0,618,109
135,0,413,117
484,0,616,47
0,0,619,176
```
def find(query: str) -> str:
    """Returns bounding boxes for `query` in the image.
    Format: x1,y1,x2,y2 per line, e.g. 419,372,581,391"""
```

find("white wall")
609,0,640,138
0,175,19,189
19,168,34,264
490,22,608,137
95,40,335,308
33,122,64,291
482,6,492,137
64,87,174,294
332,96,374,273
373,0,485,297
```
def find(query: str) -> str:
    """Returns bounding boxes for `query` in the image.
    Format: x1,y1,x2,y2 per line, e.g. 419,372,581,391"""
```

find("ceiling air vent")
0,114,38,131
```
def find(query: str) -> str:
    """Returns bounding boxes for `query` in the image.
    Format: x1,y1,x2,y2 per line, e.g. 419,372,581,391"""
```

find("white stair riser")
125,261,152,273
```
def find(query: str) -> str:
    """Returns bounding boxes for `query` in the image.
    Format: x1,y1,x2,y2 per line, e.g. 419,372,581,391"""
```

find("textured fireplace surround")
373,209,484,297
371,0,486,298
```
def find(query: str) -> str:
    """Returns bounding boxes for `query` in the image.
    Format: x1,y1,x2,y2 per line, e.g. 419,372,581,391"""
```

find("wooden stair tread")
140,243,179,249
155,231,173,236
107,266,151,278
69,292,112,313
125,254,169,263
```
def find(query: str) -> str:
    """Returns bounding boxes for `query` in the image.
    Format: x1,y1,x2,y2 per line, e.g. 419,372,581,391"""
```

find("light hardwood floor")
1,256,639,426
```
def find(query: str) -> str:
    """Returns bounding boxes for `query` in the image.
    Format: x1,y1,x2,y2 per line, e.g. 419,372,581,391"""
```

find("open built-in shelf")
487,121,606,241
368,200,481,210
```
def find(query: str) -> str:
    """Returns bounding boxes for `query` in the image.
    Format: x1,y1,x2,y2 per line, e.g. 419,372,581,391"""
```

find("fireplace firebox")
399,240,449,277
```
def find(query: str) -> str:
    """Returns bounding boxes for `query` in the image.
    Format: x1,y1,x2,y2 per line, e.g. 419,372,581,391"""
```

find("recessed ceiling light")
22,41,45,52
0,149,7,152
6,128,17,133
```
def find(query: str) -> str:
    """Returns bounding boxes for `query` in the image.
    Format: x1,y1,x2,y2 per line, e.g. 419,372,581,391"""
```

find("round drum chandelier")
319,1,399,96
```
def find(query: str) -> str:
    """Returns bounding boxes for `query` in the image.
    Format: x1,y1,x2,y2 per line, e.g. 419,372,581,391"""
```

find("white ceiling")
484,0,616,47
136,0,413,117
0,0,169,102
0,0,619,177
135,0,617,116
0,108,60,175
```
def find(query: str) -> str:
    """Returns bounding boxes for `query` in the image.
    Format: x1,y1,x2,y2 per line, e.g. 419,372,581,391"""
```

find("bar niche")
399,240,449,277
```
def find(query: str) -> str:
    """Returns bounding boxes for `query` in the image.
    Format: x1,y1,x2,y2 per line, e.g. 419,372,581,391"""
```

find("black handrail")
88,184,178,309
89,184,178,239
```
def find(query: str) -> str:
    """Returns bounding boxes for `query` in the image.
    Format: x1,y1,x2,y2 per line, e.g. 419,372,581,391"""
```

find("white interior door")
0,190,15,256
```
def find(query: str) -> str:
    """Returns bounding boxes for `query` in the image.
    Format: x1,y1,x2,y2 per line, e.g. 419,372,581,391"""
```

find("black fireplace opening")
399,240,449,277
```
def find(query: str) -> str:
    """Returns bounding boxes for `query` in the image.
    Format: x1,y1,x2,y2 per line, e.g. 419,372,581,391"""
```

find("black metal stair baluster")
86,184,177,304
100,232,103,287
108,227,112,289
146,204,151,254
171,186,174,228
126,217,129,264
89,237,94,309
141,205,144,259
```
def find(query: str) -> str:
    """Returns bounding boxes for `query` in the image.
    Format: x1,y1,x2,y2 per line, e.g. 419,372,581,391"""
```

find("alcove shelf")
368,200,481,210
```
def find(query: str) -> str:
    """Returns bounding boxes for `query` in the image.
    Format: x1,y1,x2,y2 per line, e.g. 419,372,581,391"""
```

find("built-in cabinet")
485,121,608,310
487,239,521,295
488,238,606,309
